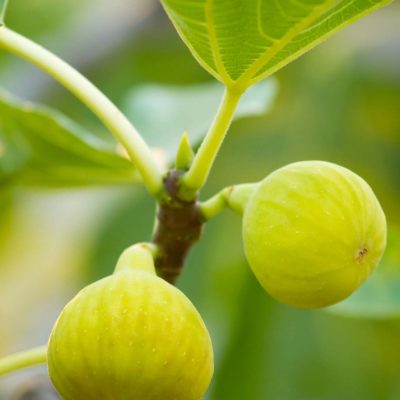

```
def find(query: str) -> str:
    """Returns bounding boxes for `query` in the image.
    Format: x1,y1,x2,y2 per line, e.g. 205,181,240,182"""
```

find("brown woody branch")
152,170,204,283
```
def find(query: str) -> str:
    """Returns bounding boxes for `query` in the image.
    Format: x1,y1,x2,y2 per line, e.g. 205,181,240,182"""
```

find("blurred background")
0,0,399,399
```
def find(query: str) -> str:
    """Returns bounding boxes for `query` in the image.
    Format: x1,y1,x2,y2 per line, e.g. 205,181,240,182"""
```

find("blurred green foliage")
4,0,87,37
1,1,400,399
123,79,277,158
0,91,138,187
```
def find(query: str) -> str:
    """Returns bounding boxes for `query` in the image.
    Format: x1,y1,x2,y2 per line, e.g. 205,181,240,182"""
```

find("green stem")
0,346,47,377
200,183,258,220
0,27,164,197
181,88,243,199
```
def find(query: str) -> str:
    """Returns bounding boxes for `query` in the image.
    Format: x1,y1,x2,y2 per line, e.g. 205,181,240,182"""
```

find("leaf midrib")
205,0,232,84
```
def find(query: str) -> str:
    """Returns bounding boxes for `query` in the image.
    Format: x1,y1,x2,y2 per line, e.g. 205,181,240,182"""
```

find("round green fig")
242,161,387,309
48,245,213,400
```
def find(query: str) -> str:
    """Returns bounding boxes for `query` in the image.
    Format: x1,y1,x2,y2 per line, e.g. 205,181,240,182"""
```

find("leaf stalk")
0,27,164,197
181,87,243,199
0,346,47,377
199,183,257,220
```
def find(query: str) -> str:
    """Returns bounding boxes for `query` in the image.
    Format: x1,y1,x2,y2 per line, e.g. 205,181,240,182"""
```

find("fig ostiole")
242,161,387,309
48,244,214,400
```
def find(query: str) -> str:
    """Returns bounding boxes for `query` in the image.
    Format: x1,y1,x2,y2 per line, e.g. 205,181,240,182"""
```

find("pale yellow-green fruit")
242,161,387,309
48,268,213,400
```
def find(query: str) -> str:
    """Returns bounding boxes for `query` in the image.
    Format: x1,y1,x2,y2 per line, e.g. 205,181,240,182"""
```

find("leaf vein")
235,0,336,87
205,0,232,83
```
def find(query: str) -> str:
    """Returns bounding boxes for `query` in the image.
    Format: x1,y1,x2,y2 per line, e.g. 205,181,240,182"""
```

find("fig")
48,245,213,400
242,161,387,308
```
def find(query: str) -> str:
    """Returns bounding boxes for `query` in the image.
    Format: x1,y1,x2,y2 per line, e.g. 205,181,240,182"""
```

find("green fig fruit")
48,246,213,400
242,161,387,309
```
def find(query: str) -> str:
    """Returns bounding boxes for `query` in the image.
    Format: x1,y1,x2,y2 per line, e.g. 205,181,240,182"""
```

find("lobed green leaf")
161,0,394,89
0,91,139,188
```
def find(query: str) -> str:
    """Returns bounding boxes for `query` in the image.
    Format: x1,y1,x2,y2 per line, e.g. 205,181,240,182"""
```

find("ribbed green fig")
242,161,387,308
48,246,213,400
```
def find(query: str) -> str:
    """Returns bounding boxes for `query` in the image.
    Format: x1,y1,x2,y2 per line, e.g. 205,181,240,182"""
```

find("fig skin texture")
242,161,387,309
48,269,213,400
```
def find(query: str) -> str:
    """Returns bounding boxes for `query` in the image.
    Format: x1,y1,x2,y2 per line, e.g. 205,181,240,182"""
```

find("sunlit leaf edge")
161,0,394,89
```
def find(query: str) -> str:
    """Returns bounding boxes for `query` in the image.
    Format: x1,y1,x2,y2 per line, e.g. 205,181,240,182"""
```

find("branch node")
152,170,204,283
